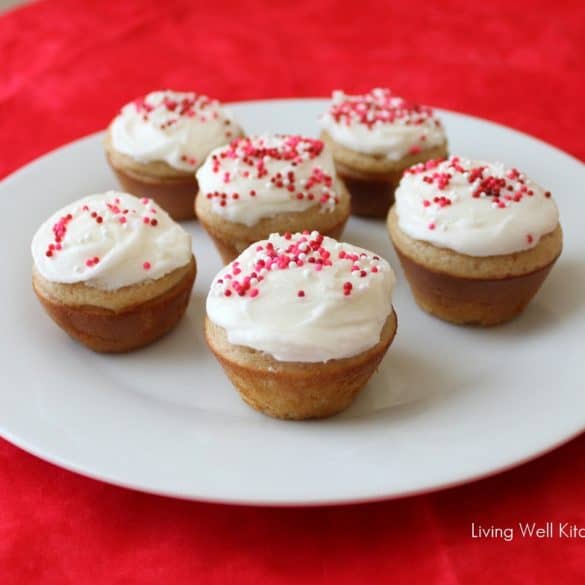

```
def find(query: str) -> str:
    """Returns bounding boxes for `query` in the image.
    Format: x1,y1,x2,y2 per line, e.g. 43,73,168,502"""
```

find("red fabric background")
1,0,584,582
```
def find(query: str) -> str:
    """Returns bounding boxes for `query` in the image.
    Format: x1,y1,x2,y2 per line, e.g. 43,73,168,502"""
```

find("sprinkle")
143,261,151,270
85,256,100,268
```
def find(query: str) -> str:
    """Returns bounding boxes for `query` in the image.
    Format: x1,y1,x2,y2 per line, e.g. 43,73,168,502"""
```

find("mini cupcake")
195,135,351,264
320,89,448,218
388,157,562,326
31,191,196,352
205,231,397,419
105,90,243,220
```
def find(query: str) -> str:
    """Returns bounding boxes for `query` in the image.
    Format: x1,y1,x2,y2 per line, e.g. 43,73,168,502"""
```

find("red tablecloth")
1,1,584,582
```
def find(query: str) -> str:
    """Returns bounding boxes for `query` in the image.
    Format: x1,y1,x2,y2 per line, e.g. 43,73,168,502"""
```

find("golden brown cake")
205,232,398,419
388,157,562,326
195,135,351,264
319,89,448,218
31,191,196,352
105,90,243,220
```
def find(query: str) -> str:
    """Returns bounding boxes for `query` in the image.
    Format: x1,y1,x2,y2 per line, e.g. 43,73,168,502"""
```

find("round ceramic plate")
0,99,583,505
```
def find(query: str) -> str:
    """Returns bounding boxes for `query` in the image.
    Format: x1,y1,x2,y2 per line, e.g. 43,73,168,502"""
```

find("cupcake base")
387,208,562,326
394,249,556,326
336,164,400,218
106,154,197,221
321,130,448,219
33,257,196,352
195,181,352,265
202,216,349,265
205,311,397,420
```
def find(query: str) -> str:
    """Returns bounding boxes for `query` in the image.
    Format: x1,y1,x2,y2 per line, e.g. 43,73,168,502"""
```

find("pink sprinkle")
249,288,259,298
143,261,151,270
297,290,305,298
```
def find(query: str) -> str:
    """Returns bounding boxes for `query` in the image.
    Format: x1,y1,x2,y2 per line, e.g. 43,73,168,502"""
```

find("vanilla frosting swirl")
31,191,192,290
206,232,395,362
196,135,342,226
395,156,560,256
319,89,446,160
110,90,241,171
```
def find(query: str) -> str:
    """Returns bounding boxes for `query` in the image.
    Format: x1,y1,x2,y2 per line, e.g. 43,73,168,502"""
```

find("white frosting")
32,191,192,290
110,90,241,171
207,232,395,362
319,89,446,160
395,156,560,256
196,135,341,226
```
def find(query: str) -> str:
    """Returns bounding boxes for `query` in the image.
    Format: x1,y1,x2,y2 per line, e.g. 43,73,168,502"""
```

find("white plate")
1,99,584,506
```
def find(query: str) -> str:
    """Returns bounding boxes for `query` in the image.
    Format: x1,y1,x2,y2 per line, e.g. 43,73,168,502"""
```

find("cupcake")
205,231,397,419
388,157,562,326
320,89,448,218
195,134,351,264
105,90,243,220
31,191,196,352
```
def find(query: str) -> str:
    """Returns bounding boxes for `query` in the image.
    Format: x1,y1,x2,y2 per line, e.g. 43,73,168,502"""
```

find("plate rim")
1,97,584,506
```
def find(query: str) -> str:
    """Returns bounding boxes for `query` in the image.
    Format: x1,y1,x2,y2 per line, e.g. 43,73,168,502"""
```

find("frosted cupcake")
32,191,196,352
320,89,448,218
105,90,243,220
205,231,397,419
388,157,562,325
195,134,351,264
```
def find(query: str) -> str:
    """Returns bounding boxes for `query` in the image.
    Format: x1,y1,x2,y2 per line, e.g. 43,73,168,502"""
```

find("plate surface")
1,99,584,505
